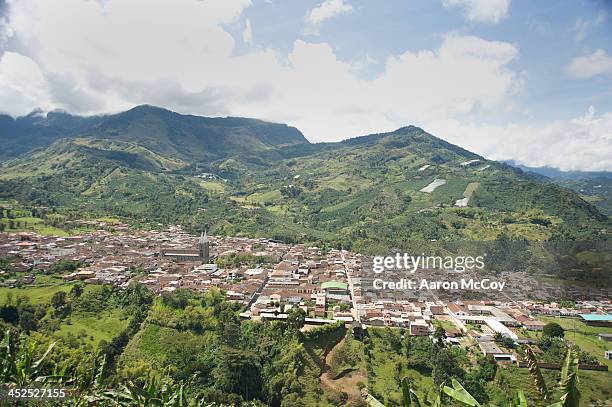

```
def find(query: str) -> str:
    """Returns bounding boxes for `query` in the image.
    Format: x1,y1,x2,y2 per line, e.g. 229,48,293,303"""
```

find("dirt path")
319,336,366,400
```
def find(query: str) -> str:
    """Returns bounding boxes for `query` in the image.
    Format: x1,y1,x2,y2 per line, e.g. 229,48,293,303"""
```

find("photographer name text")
372,278,506,292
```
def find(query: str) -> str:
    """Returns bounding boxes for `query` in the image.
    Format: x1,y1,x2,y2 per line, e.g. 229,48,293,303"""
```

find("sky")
0,0,611,171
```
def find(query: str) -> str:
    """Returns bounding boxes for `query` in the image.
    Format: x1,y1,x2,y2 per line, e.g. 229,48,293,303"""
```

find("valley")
0,106,611,406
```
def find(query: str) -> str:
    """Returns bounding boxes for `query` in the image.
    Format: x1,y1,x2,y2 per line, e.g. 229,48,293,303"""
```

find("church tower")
199,230,209,264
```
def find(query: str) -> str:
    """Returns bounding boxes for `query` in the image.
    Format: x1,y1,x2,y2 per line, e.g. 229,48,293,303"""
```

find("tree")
50,259,80,274
70,283,84,298
433,326,446,347
501,336,515,349
287,307,306,330
543,322,564,338
218,308,241,345
432,349,464,386
160,288,191,309
18,311,37,332
213,347,262,400
476,355,496,381
0,306,18,324
51,291,66,309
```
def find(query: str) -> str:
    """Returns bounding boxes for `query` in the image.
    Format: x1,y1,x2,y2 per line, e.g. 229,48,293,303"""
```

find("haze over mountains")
0,105,609,252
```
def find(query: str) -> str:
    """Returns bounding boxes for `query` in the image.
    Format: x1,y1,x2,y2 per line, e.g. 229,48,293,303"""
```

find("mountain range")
0,105,610,255
503,161,612,216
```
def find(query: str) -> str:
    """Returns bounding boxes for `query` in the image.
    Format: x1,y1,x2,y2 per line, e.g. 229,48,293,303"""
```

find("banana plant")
547,349,580,407
0,329,56,386
523,347,581,407
398,378,474,407
525,347,549,403
401,378,422,406
442,379,481,406
371,347,583,407
96,369,193,407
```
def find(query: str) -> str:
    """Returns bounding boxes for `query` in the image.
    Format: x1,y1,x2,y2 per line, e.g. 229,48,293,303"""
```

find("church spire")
199,229,209,263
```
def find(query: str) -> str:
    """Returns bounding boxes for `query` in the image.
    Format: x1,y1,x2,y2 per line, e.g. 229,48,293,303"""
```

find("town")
1,221,611,368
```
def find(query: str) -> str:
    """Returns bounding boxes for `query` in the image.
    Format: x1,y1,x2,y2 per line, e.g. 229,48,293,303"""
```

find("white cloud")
574,17,589,42
0,51,51,115
0,0,609,170
0,15,12,50
595,10,608,25
574,11,608,42
305,0,353,35
427,107,612,172
568,49,612,79
443,0,510,24
3,0,252,112
0,0,522,140
243,18,253,44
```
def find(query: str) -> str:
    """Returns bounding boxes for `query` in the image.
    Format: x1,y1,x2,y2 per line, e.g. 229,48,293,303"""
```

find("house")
605,350,612,360
410,320,429,336
523,320,546,331
447,303,468,316
76,269,96,280
478,341,517,364
320,281,349,296
579,314,612,327
314,293,326,317
599,333,612,342
429,304,444,315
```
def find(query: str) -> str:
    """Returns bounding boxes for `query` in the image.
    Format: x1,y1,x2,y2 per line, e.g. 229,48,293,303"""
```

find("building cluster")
1,225,611,364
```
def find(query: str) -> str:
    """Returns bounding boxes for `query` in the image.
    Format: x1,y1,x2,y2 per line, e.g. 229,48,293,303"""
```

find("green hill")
0,107,609,251
0,105,308,163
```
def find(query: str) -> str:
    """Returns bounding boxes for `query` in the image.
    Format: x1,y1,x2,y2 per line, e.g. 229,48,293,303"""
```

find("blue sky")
238,0,612,125
0,0,611,170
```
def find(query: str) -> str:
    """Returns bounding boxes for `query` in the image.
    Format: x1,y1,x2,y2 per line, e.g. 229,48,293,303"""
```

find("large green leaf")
512,390,528,407
442,378,481,406
560,348,578,384
525,347,549,402
401,378,422,407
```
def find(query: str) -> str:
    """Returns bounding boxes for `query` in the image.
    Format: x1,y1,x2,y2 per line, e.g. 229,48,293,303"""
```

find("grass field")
197,180,226,193
95,216,122,224
540,316,612,368
1,216,69,236
432,317,459,332
462,182,480,198
54,308,128,346
0,282,129,348
246,190,282,204
0,282,74,304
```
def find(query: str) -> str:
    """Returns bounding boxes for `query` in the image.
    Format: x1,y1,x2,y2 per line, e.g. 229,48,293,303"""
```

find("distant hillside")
0,105,308,163
0,106,609,254
505,161,612,216
504,160,612,180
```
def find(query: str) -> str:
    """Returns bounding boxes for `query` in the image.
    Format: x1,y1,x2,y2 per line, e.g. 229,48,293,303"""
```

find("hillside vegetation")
1,284,610,406
1,106,610,277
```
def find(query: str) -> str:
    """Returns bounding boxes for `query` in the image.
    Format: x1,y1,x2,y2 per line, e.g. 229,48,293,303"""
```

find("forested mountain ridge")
504,161,612,217
0,105,308,163
0,106,609,251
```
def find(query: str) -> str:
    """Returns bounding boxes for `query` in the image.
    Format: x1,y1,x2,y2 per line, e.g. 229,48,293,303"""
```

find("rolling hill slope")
0,106,609,252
